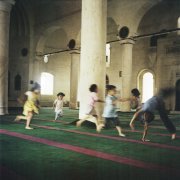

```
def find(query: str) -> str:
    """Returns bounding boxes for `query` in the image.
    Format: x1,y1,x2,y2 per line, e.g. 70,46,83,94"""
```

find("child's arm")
93,93,104,103
129,109,142,130
96,99,105,103
53,100,57,109
17,94,27,105
118,97,130,102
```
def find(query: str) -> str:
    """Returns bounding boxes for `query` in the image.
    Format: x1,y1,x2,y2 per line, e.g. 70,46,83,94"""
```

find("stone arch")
107,17,118,42
36,26,68,55
133,0,163,34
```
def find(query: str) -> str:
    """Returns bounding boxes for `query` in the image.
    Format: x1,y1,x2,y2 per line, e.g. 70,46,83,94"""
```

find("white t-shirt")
54,99,63,112
87,92,98,107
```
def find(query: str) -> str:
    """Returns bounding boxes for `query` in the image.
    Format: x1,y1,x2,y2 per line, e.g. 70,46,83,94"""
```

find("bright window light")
41,72,54,95
178,17,180,35
142,72,154,102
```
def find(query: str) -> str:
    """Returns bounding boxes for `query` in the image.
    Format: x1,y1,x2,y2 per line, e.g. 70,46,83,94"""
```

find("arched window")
41,72,54,95
138,70,154,103
14,74,21,91
142,72,154,102
178,17,180,35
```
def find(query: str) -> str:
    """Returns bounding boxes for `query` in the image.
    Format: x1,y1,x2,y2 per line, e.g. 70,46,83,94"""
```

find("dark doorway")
106,75,109,85
14,74,22,91
175,79,180,111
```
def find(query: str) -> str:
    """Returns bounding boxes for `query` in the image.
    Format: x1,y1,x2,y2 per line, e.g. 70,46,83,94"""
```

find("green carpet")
0,108,180,180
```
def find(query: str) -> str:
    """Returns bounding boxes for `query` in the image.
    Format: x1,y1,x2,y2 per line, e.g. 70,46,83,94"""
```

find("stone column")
79,0,107,119
0,0,15,115
69,51,80,109
120,39,135,112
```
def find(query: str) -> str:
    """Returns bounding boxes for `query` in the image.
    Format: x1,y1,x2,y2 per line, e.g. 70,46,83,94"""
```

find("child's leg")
86,115,104,132
55,112,59,121
14,115,27,121
25,112,33,129
116,126,126,137
76,114,90,127
158,100,176,139
114,118,125,137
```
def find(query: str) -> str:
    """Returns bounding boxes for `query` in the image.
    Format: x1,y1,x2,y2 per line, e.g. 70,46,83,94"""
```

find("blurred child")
130,87,176,141
103,85,126,137
15,82,41,130
53,92,65,121
115,88,141,111
130,88,141,110
76,84,104,132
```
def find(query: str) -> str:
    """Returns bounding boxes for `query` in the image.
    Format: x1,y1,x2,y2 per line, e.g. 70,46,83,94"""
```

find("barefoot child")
76,84,104,132
130,88,141,110
15,83,41,129
53,92,65,121
130,87,176,141
103,85,126,137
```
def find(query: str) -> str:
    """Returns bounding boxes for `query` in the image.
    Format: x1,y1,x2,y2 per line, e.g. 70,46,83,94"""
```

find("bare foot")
25,126,33,130
119,133,126,137
171,133,176,140
14,116,20,122
129,123,135,131
96,124,104,133
142,138,150,142
76,121,81,127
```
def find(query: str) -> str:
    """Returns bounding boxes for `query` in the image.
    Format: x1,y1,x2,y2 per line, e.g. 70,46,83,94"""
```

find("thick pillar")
70,51,80,109
120,39,135,112
79,0,107,119
0,0,15,115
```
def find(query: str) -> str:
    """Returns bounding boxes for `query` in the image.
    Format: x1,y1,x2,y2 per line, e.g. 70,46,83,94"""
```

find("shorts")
105,117,120,127
55,109,63,116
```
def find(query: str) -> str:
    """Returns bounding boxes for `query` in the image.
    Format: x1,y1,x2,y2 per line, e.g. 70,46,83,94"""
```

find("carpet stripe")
0,129,179,174
29,124,180,151
33,118,180,138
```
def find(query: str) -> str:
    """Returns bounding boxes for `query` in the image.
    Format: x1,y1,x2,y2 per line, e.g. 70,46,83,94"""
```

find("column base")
0,107,8,115
69,102,79,110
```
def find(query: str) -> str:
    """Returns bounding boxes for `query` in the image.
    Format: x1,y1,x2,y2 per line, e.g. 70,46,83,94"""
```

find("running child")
15,82,41,129
103,85,126,137
76,84,104,132
53,92,65,121
130,88,141,110
130,87,176,141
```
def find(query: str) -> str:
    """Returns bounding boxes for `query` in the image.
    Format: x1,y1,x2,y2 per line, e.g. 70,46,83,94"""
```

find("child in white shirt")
76,84,104,132
53,92,65,121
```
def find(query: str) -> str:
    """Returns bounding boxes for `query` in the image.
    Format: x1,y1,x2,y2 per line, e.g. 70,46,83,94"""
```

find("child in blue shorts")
103,85,126,137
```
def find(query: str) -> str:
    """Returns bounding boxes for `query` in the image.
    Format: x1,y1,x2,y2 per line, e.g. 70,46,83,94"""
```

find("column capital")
120,38,135,45
70,50,80,55
0,0,15,12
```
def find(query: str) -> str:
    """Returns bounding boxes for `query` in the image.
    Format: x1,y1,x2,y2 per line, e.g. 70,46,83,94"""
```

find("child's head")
131,88,140,97
31,82,41,94
144,111,155,124
57,92,65,100
106,85,116,96
89,84,98,93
